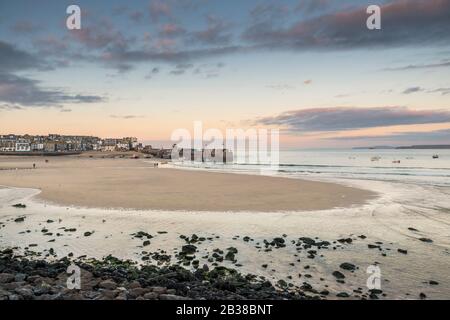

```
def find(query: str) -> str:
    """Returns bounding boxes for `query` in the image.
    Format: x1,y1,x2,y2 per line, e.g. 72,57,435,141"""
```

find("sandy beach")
1,154,449,300
0,154,373,212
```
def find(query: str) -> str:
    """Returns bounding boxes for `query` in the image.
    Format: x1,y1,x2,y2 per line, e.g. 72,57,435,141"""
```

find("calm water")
175,149,450,187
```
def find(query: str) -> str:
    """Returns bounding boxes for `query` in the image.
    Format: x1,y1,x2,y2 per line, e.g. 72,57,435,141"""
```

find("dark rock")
340,262,356,271
397,249,408,254
143,292,158,300
277,279,288,289
128,287,148,298
0,273,14,283
299,237,315,245
418,238,433,243
99,280,117,290
336,292,350,298
227,247,238,254
132,231,153,239
100,289,118,299
273,238,285,247
369,289,383,295
15,273,27,282
224,251,235,262
181,245,197,255
151,287,167,294
332,271,345,279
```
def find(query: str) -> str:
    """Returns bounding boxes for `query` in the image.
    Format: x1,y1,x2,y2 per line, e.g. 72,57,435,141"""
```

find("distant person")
33,163,36,169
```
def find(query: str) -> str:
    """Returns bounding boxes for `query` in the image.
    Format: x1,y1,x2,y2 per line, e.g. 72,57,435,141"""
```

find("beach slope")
0,156,374,211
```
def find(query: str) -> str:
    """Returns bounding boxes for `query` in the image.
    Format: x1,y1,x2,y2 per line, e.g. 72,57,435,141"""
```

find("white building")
15,142,31,152
116,142,130,151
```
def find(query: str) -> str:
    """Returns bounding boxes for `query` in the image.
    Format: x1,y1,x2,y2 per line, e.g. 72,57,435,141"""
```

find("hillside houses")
0,134,141,153
0,134,233,162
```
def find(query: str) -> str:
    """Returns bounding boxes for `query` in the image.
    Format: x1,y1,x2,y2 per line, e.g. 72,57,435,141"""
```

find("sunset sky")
0,0,449,148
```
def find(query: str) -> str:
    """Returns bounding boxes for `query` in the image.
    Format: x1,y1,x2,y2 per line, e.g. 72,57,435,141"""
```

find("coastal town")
0,134,142,153
0,134,233,162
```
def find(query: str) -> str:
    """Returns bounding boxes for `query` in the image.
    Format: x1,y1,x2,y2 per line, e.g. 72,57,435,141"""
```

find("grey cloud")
59,0,450,73
255,107,450,132
0,72,105,108
145,67,161,79
70,23,132,50
243,0,450,49
102,45,244,67
169,63,194,75
384,59,450,71
430,88,450,95
6,0,450,75
193,62,224,78
0,41,43,72
403,86,424,94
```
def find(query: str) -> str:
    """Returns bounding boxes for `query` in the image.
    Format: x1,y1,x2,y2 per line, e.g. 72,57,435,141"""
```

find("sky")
0,0,449,148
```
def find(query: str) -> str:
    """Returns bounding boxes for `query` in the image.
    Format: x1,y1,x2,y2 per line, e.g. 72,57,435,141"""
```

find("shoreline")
0,156,375,212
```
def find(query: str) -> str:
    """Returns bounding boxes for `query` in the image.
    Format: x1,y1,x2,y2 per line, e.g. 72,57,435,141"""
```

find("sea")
172,149,450,187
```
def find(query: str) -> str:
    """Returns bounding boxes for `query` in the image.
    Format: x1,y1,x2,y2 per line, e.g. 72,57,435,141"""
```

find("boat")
432,155,439,159
392,160,401,164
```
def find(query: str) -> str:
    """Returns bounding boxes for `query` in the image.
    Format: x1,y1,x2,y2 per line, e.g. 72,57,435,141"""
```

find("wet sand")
1,155,449,299
0,155,374,212
0,179,449,299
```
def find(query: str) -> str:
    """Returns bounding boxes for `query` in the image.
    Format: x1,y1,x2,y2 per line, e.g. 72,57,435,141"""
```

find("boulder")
99,279,117,290
0,273,15,283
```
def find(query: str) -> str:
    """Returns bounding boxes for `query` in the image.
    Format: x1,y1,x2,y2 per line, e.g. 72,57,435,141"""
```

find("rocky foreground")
0,248,317,300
